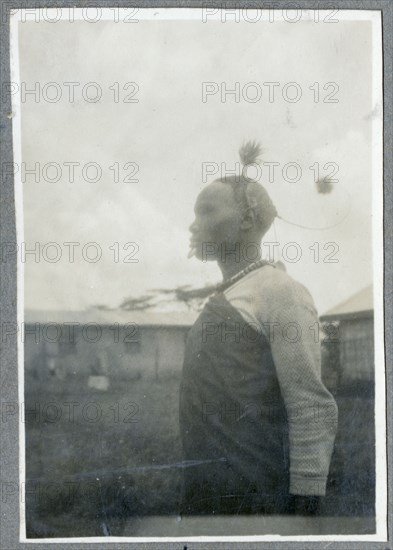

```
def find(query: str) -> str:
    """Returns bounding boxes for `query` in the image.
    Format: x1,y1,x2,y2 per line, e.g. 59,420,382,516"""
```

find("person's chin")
190,245,205,262
198,249,219,262
191,240,219,262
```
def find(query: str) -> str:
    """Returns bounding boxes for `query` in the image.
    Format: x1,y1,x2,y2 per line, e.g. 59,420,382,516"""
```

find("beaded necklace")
212,259,275,295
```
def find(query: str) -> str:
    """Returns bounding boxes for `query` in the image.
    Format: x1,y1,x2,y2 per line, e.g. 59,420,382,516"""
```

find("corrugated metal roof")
320,285,373,321
24,309,197,327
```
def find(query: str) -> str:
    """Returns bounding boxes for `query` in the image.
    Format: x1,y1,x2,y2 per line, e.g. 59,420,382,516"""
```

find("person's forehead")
196,181,235,207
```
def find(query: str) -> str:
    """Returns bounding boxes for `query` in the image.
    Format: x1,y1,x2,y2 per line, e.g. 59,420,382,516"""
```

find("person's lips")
189,233,202,246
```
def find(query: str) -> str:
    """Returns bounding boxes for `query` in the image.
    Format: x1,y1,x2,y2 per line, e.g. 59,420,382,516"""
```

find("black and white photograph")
4,5,387,543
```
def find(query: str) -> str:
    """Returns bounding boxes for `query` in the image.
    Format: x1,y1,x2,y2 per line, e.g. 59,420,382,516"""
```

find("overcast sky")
15,11,380,315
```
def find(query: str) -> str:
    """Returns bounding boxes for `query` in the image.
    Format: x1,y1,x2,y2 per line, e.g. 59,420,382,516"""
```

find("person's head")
189,142,277,262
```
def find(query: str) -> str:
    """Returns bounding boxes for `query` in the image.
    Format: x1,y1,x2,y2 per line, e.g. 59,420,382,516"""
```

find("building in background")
24,309,196,386
320,285,374,385
25,286,375,388
319,285,375,518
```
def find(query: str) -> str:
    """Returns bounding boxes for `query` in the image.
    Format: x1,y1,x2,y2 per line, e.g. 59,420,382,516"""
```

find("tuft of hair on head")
239,140,263,167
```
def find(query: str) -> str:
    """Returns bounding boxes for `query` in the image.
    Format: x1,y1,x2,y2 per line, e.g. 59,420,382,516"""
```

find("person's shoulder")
253,263,316,309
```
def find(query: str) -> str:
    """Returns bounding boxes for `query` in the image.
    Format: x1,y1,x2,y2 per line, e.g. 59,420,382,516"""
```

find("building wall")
25,317,375,384
25,324,190,382
320,315,375,517
338,317,374,382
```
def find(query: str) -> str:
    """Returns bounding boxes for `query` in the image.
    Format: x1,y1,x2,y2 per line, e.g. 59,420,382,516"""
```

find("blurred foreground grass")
25,374,183,537
24,372,375,537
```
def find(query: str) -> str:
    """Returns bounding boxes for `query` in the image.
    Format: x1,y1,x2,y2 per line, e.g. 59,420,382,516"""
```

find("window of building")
58,339,77,356
124,340,141,354
58,327,78,356
123,324,141,354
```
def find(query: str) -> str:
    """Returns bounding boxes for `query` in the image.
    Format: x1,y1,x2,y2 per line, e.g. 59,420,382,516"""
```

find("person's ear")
240,208,256,231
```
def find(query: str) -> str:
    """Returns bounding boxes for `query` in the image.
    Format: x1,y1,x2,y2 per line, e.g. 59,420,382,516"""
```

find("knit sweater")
223,264,338,496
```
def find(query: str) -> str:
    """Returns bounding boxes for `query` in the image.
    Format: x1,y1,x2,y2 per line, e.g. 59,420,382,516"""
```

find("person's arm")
265,289,338,499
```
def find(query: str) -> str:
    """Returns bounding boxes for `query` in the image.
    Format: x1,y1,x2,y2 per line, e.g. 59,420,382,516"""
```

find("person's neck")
218,259,255,281
217,246,262,281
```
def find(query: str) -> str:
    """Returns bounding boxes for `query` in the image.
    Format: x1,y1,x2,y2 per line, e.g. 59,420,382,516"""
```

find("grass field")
25,374,183,537
24,370,375,538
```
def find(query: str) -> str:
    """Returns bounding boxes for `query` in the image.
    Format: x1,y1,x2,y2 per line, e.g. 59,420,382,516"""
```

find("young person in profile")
179,142,338,516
